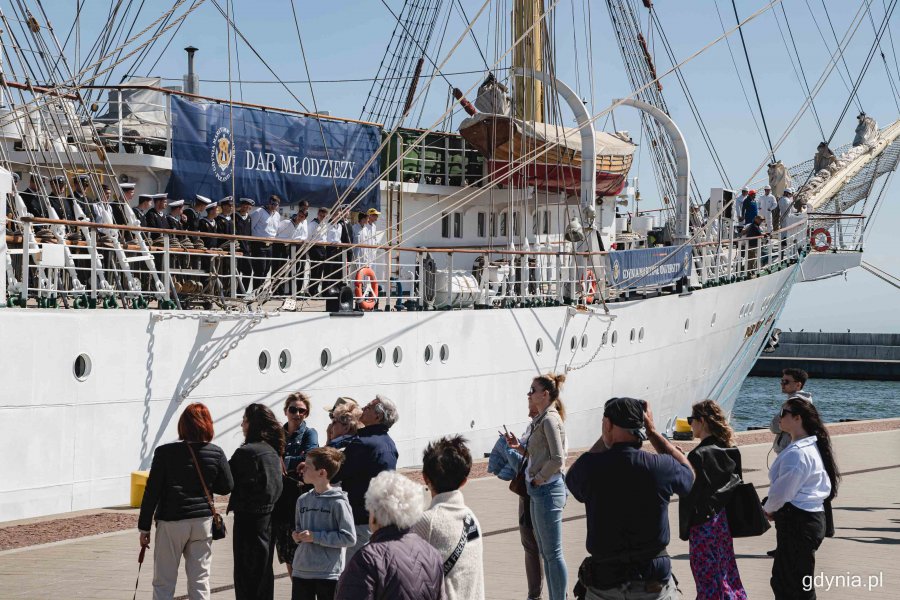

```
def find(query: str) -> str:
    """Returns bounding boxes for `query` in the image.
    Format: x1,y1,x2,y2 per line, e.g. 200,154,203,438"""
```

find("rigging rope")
730,0,776,163
819,0,865,112
775,1,825,140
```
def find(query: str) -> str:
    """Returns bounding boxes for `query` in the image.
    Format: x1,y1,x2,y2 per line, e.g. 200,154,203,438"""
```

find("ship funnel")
183,46,199,95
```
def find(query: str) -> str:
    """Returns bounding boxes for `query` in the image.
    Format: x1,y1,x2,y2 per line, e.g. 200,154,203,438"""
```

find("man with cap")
357,207,381,269
758,185,778,233
133,193,152,228
742,214,768,273
144,193,169,231
184,195,210,232
198,201,220,250
234,198,255,290
20,172,48,220
777,188,794,234
215,197,235,244
734,187,748,223
249,194,282,285
48,175,76,223
742,189,759,226
91,183,118,244
566,399,694,600
71,173,92,213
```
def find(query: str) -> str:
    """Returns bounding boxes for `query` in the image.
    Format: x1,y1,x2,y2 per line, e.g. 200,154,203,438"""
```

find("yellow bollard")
673,417,693,440
130,471,150,508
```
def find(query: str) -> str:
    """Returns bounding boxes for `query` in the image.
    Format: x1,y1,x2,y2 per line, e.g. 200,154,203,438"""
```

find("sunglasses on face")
687,415,700,424
780,378,795,385
287,406,307,415
780,408,795,418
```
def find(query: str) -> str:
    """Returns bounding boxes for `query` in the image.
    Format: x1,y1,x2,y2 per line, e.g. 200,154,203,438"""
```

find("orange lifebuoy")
581,269,597,304
810,227,832,252
354,267,379,311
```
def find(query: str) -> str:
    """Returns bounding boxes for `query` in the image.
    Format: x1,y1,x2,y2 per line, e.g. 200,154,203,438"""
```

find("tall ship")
1,1,896,521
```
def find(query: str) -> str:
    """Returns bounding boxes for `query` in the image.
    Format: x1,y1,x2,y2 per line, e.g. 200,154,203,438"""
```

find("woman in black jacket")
229,403,285,600
138,403,233,600
681,400,747,600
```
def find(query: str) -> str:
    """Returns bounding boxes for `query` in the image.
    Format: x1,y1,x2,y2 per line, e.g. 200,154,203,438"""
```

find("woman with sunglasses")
764,397,840,600
680,400,747,600
504,373,568,600
274,392,319,576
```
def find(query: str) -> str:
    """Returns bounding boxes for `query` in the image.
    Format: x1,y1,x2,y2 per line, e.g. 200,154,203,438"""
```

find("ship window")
278,349,291,372
453,213,463,238
441,213,450,238
375,346,386,367
611,331,618,346
601,331,609,346
320,348,332,370
711,313,717,327
533,210,550,235
630,328,636,343
535,338,544,354
424,344,434,364
392,346,403,366
543,211,550,234
570,336,577,352
581,334,589,349
489,213,497,237
477,212,486,238
684,318,691,332
639,327,645,342
73,354,92,381
258,350,271,373
440,344,450,363
513,211,520,236
499,213,508,237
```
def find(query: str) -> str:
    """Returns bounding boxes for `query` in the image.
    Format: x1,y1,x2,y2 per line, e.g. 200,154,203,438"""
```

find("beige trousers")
153,516,213,600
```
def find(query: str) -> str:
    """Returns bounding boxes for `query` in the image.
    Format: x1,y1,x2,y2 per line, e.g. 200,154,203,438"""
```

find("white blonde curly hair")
364,471,423,530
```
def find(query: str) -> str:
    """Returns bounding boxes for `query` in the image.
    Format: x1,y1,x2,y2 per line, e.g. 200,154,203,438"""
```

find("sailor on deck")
249,195,281,285
199,202,220,249
215,196,235,239
144,193,169,238
734,187,748,222
235,198,255,290
758,185,778,233
356,207,381,269
133,192,152,228
184,195,210,232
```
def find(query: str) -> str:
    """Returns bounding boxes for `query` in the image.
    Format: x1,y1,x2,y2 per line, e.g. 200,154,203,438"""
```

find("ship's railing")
5,213,867,309
807,212,866,252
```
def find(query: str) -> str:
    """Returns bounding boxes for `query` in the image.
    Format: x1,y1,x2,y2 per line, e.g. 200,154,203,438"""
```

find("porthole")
581,334,588,349
630,328,636,343
278,349,291,372
392,346,403,366
711,313,717,327
601,331,609,346
73,354,92,381
535,338,544,354
424,345,434,364
684,318,691,332
639,327,645,342
375,346,386,367
320,348,331,370
611,331,618,346
258,350,271,373
570,336,577,352
440,344,450,363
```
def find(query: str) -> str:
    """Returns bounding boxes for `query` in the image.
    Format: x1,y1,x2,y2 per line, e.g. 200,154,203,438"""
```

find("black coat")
145,208,168,230
227,441,283,514
138,441,233,532
184,206,201,231
678,437,742,540
234,214,253,255
199,216,219,248
19,188,45,218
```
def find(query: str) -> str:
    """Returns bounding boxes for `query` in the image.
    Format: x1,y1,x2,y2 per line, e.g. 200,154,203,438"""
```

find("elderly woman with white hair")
332,395,400,558
335,471,443,599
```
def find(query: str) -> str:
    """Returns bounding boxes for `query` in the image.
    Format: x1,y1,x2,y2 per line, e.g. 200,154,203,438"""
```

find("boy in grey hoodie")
291,447,356,600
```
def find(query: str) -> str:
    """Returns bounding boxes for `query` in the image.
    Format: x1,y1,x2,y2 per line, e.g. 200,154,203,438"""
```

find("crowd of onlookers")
137,366,839,600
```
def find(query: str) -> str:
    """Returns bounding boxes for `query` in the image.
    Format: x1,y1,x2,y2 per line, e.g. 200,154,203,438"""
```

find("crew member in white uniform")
758,185,779,233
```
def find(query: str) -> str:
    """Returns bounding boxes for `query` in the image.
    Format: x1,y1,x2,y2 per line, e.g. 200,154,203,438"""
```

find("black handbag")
725,481,770,538
273,459,304,523
186,443,227,540
509,451,528,498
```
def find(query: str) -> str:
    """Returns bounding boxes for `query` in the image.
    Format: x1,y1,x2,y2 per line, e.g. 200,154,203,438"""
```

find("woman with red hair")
138,403,233,600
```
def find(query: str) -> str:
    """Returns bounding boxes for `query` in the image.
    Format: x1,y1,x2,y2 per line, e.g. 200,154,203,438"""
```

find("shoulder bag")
725,481,770,538
509,450,528,498
186,442,227,540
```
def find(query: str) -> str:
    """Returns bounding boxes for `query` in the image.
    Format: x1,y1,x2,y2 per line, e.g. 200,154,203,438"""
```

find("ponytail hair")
533,372,567,420
785,397,841,499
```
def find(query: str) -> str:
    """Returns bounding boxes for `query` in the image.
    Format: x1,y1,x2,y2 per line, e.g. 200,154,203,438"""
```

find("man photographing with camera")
566,398,694,600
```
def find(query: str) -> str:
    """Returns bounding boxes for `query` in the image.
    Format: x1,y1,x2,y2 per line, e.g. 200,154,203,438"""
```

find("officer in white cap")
777,187,795,234
758,185,778,233
199,201,220,249
185,194,212,232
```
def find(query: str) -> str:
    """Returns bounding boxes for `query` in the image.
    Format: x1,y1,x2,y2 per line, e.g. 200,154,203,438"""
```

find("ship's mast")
512,0,545,123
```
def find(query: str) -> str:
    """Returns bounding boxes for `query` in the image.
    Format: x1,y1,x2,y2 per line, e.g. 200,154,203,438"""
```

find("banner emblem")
211,127,234,182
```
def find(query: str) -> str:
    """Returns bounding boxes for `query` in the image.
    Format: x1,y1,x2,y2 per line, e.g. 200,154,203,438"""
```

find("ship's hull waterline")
0,266,795,521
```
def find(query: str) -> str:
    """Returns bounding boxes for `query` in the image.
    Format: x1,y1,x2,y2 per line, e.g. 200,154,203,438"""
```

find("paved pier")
1,429,898,599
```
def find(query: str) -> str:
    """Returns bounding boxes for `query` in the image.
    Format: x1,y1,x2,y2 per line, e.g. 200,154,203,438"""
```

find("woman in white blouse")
764,397,840,599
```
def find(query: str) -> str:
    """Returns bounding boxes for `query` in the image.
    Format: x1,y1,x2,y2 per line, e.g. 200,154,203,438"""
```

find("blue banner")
167,96,381,209
608,245,693,289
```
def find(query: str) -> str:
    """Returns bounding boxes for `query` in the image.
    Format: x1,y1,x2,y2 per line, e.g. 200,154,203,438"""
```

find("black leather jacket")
679,437,742,540
227,441,283,514
138,441,233,532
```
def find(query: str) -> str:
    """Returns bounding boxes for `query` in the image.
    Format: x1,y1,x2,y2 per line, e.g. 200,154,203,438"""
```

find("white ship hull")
0,265,795,522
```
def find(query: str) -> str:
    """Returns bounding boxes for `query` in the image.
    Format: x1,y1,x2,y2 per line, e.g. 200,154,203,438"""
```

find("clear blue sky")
43,0,900,331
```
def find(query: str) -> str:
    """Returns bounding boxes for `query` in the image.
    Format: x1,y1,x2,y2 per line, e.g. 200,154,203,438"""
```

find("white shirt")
324,222,343,244
275,219,295,240
292,219,308,241
759,193,778,230
734,193,747,221
764,435,831,513
781,206,809,238
778,196,793,222
351,222,364,244
250,207,280,238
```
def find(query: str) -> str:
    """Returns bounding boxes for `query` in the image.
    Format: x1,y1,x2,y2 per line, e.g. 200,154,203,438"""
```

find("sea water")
732,376,900,431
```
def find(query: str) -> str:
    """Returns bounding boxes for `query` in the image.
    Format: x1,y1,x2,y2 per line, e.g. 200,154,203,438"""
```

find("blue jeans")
528,477,568,600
